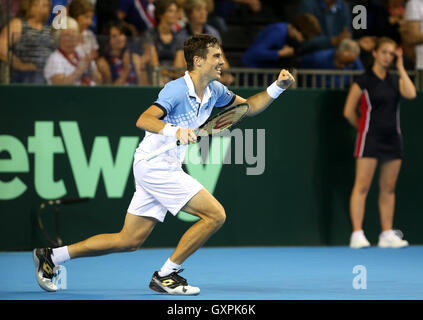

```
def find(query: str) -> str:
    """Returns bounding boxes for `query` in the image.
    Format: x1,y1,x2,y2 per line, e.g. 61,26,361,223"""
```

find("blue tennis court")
1,246,422,300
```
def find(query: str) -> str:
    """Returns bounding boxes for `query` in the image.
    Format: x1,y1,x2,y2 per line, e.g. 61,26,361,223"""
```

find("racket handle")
142,141,179,161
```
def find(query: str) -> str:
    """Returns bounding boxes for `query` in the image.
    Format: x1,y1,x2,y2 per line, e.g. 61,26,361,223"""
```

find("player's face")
373,43,396,69
201,45,225,80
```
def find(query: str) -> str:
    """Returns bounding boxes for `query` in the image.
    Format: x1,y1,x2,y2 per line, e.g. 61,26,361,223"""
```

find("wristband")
162,123,180,137
266,81,285,99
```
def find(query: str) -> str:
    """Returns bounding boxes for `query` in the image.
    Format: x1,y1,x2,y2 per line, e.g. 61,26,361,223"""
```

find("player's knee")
211,206,226,228
124,239,143,252
118,233,144,252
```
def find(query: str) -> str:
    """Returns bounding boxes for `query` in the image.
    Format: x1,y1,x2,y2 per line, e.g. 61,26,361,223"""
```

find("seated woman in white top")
44,17,102,85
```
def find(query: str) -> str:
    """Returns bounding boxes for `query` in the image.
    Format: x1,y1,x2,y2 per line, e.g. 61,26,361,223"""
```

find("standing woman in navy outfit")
343,37,416,249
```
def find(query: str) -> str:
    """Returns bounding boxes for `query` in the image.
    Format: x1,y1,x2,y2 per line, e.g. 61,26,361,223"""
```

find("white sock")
51,246,70,266
158,258,181,277
352,230,364,237
380,230,393,238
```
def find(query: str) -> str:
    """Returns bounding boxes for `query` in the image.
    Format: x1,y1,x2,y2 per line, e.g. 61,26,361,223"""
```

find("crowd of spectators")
0,0,422,87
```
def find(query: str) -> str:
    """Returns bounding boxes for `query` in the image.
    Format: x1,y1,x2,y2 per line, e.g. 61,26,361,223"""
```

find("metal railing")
151,66,423,90
2,60,422,90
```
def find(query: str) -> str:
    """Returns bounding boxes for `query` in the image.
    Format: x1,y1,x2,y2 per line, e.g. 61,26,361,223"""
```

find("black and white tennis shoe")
149,269,200,295
33,248,59,292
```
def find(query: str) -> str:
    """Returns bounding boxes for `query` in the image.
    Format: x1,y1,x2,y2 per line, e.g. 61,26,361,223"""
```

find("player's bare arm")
136,105,197,145
231,69,296,116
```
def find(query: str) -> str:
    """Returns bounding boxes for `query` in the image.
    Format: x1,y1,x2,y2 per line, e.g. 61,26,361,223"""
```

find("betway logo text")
0,122,265,212
1,122,139,200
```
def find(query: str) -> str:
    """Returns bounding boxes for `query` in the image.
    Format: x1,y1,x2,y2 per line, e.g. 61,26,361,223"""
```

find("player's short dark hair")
184,34,221,71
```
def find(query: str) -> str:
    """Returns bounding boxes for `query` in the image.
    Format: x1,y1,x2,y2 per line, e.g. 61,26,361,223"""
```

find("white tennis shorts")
127,160,203,222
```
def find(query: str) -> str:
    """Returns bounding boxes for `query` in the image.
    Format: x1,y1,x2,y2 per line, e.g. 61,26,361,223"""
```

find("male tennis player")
33,34,295,295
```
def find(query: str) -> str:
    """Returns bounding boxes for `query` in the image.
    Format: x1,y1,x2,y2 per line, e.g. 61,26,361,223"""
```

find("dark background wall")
0,85,421,250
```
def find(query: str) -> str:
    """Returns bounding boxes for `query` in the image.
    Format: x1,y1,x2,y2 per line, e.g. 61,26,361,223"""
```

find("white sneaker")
378,230,409,248
350,231,371,249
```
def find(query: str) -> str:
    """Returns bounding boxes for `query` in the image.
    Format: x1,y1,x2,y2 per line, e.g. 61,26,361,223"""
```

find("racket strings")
199,104,249,136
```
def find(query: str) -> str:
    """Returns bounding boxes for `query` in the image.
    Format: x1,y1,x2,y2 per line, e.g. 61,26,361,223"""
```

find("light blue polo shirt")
134,71,236,166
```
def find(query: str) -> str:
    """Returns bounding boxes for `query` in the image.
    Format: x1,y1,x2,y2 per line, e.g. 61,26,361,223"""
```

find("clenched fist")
276,69,295,89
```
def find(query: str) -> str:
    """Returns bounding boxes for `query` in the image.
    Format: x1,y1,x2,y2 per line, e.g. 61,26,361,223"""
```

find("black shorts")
354,131,404,160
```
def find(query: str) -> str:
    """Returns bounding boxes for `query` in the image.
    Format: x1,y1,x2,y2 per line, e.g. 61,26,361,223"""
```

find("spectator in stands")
174,0,234,85
97,20,149,85
350,0,407,70
202,0,228,34
44,16,102,85
173,0,188,31
300,39,364,88
0,0,55,83
69,0,99,60
297,0,352,53
350,0,403,43
117,0,156,36
145,0,182,85
388,0,405,27
242,13,322,69
401,0,423,73
176,0,222,46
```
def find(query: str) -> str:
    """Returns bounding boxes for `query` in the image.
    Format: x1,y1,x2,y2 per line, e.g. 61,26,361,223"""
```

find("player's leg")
149,188,225,295
170,188,225,265
139,163,225,295
377,159,408,247
349,157,378,248
33,213,157,292
68,213,157,258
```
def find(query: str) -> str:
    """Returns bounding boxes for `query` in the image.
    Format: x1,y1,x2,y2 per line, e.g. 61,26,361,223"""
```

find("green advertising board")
0,85,422,250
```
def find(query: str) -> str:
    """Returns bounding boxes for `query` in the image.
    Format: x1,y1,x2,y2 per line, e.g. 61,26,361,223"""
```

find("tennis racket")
142,103,250,161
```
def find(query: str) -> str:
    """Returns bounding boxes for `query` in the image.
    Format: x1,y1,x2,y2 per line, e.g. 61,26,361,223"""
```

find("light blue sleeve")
213,81,236,108
153,82,178,115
